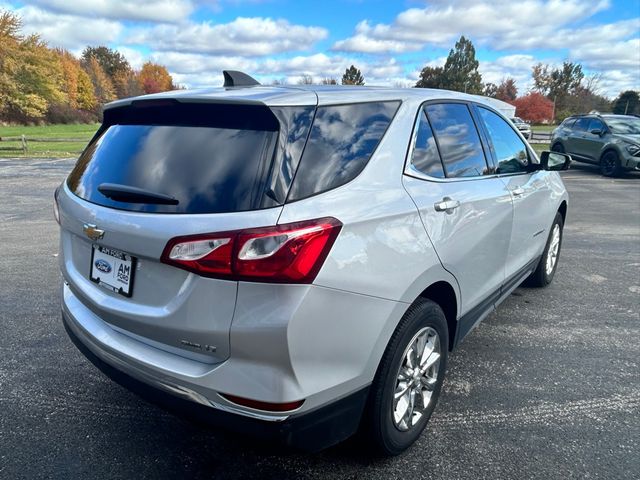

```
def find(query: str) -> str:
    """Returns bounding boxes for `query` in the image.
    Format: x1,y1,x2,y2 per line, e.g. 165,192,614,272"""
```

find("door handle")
434,198,460,212
511,187,525,196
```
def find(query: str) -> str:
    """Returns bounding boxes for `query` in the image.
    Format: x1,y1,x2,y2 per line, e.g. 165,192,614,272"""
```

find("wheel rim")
392,327,441,432
545,224,561,276
602,154,616,174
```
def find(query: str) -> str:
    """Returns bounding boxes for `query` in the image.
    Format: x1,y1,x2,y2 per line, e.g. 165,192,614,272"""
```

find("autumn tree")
0,11,65,121
612,90,639,115
81,46,142,98
341,65,364,85
511,93,554,123
495,78,518,102
416,36,482,93
83,56,115,105
138,62,174,94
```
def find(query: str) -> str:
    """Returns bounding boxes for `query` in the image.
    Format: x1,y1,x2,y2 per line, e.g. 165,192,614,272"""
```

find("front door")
474,105,553,280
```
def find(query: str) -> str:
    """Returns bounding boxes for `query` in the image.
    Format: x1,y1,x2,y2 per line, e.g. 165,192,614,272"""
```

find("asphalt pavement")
0,158,638,479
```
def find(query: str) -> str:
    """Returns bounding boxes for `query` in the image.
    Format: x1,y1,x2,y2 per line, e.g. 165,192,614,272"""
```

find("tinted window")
573,118,591,131
67,103,306,214
288,101,400,201
425,103,488,177
478,107,530,174
588,118,605,132
562,118,576,129
410,109,445,178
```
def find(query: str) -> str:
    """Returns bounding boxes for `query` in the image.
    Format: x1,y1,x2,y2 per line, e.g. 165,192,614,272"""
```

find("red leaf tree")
511,93,554,123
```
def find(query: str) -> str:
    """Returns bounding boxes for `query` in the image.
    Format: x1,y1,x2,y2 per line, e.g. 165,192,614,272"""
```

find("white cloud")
333,0,612,54
126,17,328,56
14,5,123,50
24,0,195,23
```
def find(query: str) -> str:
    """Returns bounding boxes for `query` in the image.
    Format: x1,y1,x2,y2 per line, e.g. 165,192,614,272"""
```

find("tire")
600,150,622,177
363,298,448,455
551,142,564,153
525,212,564,287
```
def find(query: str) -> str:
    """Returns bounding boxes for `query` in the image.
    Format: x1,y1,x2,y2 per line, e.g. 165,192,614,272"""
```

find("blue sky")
3,0,639,97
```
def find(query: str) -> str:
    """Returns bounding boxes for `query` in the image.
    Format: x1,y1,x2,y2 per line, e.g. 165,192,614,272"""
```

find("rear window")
287,101,400,201
67,103,312,214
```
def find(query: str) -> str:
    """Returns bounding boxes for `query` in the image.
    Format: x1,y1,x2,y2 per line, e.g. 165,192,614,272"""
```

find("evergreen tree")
612,91,639,115
341,65,365,85
415,36,482,94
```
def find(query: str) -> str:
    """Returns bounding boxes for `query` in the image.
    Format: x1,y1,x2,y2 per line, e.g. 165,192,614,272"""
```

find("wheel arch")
558,200,567,224
416,281,458,351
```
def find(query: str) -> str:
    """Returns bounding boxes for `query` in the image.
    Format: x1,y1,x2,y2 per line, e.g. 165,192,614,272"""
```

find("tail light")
161,217,342,284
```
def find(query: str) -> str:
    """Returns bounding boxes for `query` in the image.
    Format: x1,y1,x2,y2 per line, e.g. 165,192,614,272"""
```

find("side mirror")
590,129,603,136
540,151,571,171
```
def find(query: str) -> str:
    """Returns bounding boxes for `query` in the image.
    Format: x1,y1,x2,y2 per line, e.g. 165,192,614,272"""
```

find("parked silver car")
511,116,532,139
57,72,570,455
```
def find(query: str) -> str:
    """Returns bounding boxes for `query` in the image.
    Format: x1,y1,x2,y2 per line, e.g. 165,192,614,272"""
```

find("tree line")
415,35,638,122
0,10,176,124
2,8,637,126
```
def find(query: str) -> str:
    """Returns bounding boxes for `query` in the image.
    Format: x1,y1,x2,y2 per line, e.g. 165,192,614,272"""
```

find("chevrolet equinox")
57,71,570,455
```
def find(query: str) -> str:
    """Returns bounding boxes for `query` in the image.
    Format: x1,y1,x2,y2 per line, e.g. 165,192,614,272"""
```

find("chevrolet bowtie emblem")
83,223,105,241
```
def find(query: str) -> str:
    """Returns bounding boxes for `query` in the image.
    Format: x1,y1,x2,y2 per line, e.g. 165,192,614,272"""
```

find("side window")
425,103,489,178
573,118,591,131
410,109,445,178
288,101,400,201
477,106,530,174
588,118,605,133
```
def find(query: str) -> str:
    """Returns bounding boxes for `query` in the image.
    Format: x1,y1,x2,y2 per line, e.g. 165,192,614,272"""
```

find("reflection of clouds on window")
68,124,277,214
478,107,530,174
288,101,400,201
426,103,487,178
411,110,444,178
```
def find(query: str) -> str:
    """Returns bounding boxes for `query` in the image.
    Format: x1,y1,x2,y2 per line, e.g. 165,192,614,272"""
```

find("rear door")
567,117,593,161
59,101,315,362
403,102,512,321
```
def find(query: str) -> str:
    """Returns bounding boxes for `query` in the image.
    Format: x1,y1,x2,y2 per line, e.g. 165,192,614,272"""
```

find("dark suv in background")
550,114,640,176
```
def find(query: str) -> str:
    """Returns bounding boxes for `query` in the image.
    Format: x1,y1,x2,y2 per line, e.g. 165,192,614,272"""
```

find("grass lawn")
531,124,556,133
531,143,550,155
0,123,99,158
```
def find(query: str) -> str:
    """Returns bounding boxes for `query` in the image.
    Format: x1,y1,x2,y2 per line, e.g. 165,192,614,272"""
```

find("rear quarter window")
287,101,400,201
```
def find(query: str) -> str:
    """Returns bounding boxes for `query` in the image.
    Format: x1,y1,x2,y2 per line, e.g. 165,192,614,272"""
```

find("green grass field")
0,123,99,158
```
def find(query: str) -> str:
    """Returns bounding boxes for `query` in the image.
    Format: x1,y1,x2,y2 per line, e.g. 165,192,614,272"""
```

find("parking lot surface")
1,158,638,479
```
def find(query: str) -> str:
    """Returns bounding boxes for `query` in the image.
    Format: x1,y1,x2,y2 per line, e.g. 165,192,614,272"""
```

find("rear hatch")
59,98,315,363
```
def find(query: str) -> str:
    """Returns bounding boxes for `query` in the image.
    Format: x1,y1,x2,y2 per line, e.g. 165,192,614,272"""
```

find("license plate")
90,245,136,297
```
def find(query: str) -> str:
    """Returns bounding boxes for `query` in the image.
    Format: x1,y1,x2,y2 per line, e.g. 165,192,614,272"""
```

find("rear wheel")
600,150,621,177
364,299,448,455
525,212,563,287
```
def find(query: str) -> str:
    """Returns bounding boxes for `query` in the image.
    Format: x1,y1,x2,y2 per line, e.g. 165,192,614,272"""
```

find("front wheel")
551,142,564,153
600,150,622,177
525,212,564,287
363,299,448,455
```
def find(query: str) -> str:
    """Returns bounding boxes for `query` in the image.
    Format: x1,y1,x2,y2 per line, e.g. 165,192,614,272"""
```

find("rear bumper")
62,309,369,451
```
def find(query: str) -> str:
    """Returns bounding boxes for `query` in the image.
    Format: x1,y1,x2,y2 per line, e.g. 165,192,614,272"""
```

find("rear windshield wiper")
98,183,179,205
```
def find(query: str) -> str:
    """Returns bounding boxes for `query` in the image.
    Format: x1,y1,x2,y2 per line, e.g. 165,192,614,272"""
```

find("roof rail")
223,70,261,88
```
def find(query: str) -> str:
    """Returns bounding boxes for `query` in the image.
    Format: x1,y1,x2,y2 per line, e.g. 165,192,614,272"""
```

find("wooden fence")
0,135,86,154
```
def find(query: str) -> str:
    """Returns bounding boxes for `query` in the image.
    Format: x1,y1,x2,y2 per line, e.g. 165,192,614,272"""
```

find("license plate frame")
90,244,136,298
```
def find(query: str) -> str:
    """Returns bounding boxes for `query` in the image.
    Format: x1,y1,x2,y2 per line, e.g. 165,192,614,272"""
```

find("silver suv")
57,72,570,455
